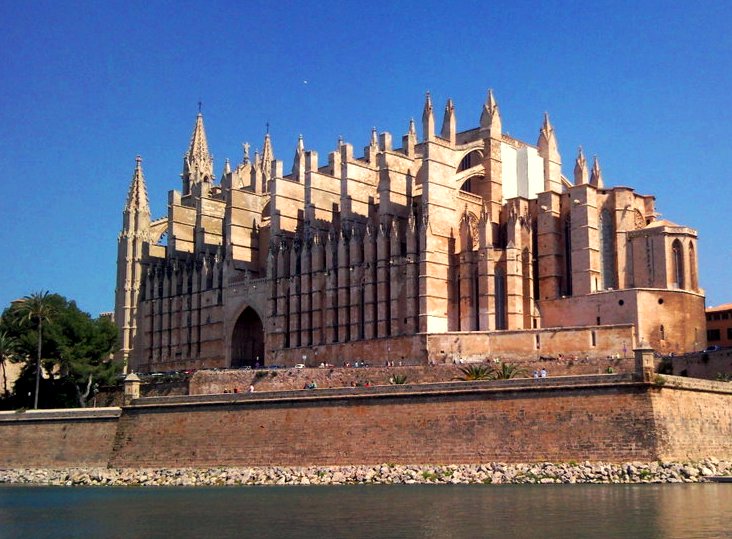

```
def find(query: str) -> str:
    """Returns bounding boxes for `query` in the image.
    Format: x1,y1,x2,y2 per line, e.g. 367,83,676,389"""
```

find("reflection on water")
0,483,730,539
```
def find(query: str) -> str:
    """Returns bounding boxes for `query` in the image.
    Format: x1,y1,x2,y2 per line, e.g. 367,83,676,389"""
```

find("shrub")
389,374,408,385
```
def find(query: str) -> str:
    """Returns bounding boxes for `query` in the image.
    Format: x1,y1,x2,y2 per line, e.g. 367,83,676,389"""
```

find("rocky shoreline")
1,460,729,487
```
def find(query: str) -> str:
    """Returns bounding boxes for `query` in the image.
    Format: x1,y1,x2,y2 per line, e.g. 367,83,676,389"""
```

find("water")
0,484,730,538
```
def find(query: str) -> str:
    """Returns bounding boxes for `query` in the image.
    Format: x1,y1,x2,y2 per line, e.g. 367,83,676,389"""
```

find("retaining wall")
0,408,121,467
1,377,731,469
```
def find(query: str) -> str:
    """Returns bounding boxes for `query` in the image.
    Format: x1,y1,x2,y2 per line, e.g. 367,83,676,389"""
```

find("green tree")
2,293,120,408
13,291,56,409
0,328,19,397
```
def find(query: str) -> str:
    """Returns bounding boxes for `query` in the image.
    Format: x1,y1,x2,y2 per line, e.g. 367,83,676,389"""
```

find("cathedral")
115,91,706,373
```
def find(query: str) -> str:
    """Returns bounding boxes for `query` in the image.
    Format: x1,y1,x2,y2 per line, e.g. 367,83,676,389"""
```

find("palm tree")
14,291,55,409
489,362,526,380
0,330,19,397
457,364,493,381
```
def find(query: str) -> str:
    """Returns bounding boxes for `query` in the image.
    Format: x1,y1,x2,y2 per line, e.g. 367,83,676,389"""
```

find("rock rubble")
1,460,729,487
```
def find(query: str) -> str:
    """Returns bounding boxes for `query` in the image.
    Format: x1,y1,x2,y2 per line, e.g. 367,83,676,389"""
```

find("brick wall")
3,378,730,469
0,408,121,467
110,378,665,467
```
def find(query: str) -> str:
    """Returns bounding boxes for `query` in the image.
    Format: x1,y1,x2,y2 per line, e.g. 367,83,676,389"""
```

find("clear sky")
1,0,730,316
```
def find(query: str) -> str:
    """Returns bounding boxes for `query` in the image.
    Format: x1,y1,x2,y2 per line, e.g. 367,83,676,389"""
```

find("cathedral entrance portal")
231,307,265,368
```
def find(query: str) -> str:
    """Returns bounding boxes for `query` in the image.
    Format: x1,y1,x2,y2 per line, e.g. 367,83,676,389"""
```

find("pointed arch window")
688,242,698,291
563,216,573,296
671,239,684,289
495,267,507,330
599,209,616,289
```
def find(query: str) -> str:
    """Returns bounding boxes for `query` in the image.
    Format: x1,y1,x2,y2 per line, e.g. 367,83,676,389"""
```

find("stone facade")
115,91,705,373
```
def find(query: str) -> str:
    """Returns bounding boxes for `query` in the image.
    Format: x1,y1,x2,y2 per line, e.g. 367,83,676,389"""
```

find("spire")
480,89,501,133
408,118,417,137
441,98,456,144
422,91,434,141
260,132,275,183
262,132,274,167
590,155,603,188
182,110,214,195
123,156,151,232
370,127,378,148
293,134,305,181
537,112,558,157
574,147,588,185
223,158,231,175
296,134,305,154
125,156,150,215
187,112,212,170
537,112,562,193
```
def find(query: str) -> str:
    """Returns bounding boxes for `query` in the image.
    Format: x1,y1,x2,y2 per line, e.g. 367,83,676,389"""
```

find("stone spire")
537,113,562,193
590,155,603,188
422,91,434,142
479,89,501,134
293,134,305,181
124,156,151,225
182,111,214,195
574,147,588,185
261,132,274,171
537,113,559,159
440,98,456,144
370,127,378,149
115,155,152,371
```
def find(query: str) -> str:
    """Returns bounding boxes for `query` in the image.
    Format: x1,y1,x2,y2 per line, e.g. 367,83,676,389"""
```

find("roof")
706,303,732,313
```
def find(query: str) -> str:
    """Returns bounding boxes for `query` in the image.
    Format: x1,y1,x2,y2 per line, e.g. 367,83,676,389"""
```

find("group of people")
223,385,256,394
533,368,548,379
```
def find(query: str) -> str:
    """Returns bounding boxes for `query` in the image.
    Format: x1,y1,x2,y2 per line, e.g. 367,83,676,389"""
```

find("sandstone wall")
188,360,635,395
651,376,732,460
0,408,121,467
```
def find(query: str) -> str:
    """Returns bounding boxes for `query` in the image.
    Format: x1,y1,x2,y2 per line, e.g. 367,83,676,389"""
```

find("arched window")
563,216,573,296
688,242,698,291
671,239,684,289
599,209,616,289
495,267,507,330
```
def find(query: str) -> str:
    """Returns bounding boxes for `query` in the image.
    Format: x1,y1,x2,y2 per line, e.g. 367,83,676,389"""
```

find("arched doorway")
231,307,265,368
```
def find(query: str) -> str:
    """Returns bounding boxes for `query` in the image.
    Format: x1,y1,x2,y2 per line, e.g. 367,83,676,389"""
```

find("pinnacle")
125,155,150,217
408,118,416,136
423,91,433,115
590,155,603,187
187,111,211,164
488,89,497,109
480,89,501,131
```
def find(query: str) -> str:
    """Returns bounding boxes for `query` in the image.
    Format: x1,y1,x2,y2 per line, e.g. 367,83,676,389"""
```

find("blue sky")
1,0,730,316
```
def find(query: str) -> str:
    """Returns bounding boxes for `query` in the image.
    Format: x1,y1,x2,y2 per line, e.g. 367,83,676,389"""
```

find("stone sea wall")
1,375,730,470
1,460,729,486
